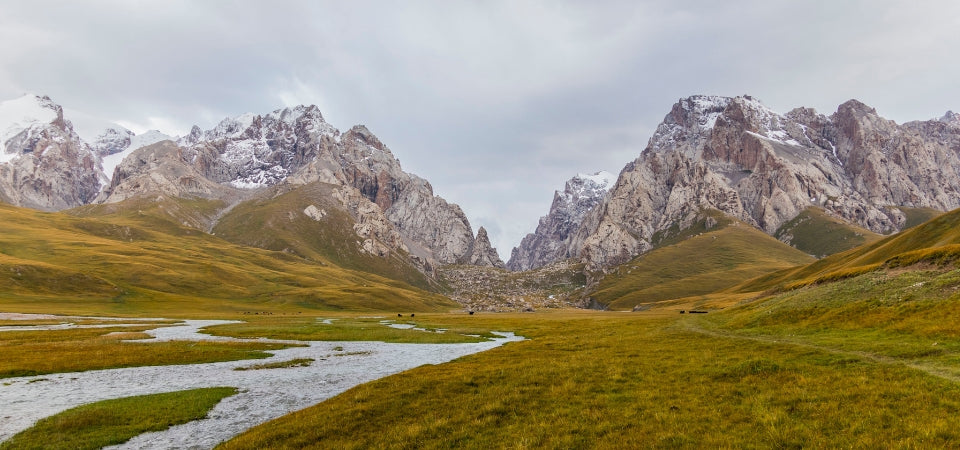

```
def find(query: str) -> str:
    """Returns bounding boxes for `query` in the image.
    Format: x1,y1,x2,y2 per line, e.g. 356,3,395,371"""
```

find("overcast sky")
1,1,958,255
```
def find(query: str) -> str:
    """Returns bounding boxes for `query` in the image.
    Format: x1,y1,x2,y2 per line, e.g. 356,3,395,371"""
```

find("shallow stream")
0,315,522,449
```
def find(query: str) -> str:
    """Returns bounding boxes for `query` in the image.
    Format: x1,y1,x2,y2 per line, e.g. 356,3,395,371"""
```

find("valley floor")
0,315,521,448
5,267,960,449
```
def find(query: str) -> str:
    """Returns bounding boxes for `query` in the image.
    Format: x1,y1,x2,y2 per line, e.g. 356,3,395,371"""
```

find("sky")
1,0,958,256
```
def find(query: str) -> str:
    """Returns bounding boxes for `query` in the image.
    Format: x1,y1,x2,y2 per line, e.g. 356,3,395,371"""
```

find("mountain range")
1,93,958,310
513,95,960,274
0,94,504,288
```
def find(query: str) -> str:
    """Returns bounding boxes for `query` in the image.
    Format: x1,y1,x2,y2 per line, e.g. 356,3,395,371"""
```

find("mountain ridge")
515,94,960,274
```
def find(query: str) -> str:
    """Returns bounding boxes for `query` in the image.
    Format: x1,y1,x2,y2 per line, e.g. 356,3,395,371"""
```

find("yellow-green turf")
0,387,236,450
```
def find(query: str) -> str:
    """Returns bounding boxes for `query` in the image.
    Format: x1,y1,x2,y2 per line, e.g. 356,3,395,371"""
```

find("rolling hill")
0,201,456,316
589,213,815,310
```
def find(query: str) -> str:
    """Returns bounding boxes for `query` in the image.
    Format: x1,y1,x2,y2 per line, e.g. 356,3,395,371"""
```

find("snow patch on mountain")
940,110,960,126
0,95,60,162
101,130,174,181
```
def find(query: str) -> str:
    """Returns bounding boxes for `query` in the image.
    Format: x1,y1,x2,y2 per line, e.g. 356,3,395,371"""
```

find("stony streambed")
0,315,522,449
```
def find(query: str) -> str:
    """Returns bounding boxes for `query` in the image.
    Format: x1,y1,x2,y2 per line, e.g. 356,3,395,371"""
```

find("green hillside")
775,207,882,257
211,183,437,291
0,201,456,316
735,207,960,293
591,219,815,310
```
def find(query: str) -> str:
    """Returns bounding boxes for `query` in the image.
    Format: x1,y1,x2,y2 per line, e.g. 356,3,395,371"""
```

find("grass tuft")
234,358,314,371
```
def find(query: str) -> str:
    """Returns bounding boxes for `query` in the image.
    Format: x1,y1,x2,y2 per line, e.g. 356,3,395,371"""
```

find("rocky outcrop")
100,140,245,204
507,172,615,271
175,107,483,267
89,127,134,157
462,227,505,268
0,95,102,210
536,95,960,271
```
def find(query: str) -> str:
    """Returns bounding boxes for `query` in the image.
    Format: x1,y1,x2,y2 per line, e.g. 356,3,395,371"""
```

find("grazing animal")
410,313,415,318
398,313,403,317
468,311,475,315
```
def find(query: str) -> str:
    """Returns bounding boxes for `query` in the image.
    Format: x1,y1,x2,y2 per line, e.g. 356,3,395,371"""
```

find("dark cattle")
468,311,475,315
398,313,403,317
410,313,415,318
680,310,686,314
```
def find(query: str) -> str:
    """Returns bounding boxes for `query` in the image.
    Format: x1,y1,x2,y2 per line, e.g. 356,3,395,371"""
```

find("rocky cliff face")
507,171,615,271
538,95,960,271
0,95,102,210
463,227,505,268
169,106,500,267
0,94,502,274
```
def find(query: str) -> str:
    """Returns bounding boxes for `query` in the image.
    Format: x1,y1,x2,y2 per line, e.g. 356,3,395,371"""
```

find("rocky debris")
303,204,326,221
543,95,960,271
508,171,615,271
331,186,407,257
437,260,586,311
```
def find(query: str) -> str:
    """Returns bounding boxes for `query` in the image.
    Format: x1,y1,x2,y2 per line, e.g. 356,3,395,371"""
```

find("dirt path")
679,318,960,384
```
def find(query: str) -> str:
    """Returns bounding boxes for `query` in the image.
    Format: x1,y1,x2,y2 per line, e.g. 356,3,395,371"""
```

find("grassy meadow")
221,306,960,448
5,199,960,447
0,387,237,450
0,324,293,379
0,201,457,316
592,221,814,310
5,264,960,447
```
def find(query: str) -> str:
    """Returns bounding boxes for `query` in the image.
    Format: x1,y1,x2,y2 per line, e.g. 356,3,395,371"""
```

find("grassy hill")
735,207,960,293
590,216,815,310
0,201,456,316
210,183,437,291
774,207,882,257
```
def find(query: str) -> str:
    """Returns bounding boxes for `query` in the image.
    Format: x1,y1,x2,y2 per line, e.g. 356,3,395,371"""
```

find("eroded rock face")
0,95,102,210
172,107,484,267
463,227,505,268
546,95,960,270
101,140,244,204
508,172,615,271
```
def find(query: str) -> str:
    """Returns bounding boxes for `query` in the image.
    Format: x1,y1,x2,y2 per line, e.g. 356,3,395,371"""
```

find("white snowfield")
0,316,523,449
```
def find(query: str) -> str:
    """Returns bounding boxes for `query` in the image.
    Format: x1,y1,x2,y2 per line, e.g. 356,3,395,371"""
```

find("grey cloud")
2,0,959,254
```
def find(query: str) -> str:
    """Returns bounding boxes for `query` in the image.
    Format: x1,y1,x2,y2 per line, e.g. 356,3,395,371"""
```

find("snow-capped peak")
100,130,174,183
940,110,960,126
563,171,615,205
574,171,616,190
0,94,60,146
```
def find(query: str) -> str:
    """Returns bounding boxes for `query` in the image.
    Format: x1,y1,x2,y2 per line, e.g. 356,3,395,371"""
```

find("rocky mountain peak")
464,226,505,268
507,171,615,271
518,95,960,272
835,99,879,119
940,110,960,126
0,94,100,210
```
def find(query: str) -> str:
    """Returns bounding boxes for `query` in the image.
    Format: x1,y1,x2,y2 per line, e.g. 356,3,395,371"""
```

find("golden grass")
221,311,960,448
736,207,960,293
234,358,314,371
592,222,813,310
0,201,457,314
0,387,237,450
0,326,293,379
204,315,493,344
774,206,882,257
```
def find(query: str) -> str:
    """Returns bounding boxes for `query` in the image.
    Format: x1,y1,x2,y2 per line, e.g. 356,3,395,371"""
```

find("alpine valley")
7,92,960,448
1,93,960,312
